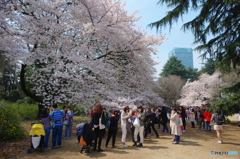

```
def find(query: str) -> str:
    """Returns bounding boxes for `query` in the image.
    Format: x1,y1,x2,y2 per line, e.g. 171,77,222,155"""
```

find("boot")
136,143,143,147
132,142,137,146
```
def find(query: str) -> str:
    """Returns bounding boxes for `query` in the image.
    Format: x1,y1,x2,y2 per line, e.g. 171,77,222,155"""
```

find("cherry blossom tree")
0,0,165,113
177,72,224,107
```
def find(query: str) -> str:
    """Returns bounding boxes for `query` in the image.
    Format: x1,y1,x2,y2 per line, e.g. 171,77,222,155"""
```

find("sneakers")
132,142,137,146
112,146,116,148
172,142,179,144
136,143,143,147
122,143,128,147
217,140,223,144
182,130,186,132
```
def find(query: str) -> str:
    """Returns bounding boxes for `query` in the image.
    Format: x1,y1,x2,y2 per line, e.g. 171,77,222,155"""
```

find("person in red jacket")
203,107,212,131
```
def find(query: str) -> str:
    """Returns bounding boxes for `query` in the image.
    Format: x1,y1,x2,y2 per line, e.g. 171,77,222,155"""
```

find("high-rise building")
168,47,194,68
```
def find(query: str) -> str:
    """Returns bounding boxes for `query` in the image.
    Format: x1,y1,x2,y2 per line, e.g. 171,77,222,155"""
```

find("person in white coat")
121,106,131,147
170,108,182,144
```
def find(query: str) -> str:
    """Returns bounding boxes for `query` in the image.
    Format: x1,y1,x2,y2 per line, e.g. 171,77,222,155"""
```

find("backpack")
215,113,224,125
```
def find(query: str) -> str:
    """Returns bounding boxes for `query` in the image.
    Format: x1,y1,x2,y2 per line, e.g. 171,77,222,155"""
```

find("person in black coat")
161,107,169,133
144,108,159,138
91,103,105,152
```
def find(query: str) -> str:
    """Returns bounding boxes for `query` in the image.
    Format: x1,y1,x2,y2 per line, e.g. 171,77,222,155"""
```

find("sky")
120,0,204,77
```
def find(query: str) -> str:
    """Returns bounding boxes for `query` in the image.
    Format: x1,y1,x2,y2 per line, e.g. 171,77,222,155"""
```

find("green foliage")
150,0,240,71
210,82,240,116
0,90,23,102
185,67,200,81
199,58,216,75
0,102,25,141
160,56,188,79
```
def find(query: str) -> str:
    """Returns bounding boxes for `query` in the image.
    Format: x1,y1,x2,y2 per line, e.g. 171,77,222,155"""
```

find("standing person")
203,107,212,131
161,107,169,133
179,106,187,132
211,107,224,143
129,110,140,145
237,111,240,127
105,110,119,148
49,103,65,149
144,108,159,138
189,108,195,128
133,106,145,147
64,107,73,138
157,106,162,129
92,103,105,152
186,108,190,122
102,108,109,139
40,108,51,150
170,108,182,144
120,106,131,147
198,104,206,130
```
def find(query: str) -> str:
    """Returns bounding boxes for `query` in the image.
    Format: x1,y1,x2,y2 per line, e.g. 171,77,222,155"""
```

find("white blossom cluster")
0,0,165,108
177,72,224,106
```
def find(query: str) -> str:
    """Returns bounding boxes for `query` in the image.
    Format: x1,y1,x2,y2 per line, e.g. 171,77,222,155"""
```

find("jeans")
131,126,140,142
64,124,72,137
175,135,180,142
205,121,210,130
144,123,159,138
162,123,169,133
44,127,51,149
106,127,118,147
52,125,63,147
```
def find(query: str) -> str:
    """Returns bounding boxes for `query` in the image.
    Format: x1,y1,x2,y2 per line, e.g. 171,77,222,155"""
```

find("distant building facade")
168,47,194,68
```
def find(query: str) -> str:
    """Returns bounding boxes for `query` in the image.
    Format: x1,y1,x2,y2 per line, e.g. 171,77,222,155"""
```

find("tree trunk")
20,64,43,119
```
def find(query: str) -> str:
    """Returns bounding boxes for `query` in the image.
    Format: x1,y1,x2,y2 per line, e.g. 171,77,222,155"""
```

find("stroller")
76,123,95,153
27,122,45,153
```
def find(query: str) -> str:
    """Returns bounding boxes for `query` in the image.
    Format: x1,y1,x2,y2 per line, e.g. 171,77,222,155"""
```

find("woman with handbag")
121,106,131,147
133,106,145,147
92,103,105,152
170,108,182,144
105,110,119,148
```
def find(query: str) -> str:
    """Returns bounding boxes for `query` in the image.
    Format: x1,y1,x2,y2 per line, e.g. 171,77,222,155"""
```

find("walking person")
170,108,182,144
105,110,119,148
121,106,131,147
40,108,51,150
92,103,105,152
133,106,145,147
49,103,65,149
144,108,159,138
211,107,224,144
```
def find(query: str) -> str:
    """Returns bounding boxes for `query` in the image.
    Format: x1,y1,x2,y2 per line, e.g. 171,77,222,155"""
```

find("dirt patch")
1,121,240,159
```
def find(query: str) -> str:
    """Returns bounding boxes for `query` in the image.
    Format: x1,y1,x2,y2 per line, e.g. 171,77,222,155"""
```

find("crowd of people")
39,102,236,152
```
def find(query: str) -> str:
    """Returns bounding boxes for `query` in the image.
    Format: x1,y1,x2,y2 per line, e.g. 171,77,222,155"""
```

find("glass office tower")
168,47,194,68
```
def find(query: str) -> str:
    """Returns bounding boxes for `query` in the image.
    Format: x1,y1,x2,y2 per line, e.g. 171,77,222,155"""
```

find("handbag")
99,112,106,130
133,118,140,127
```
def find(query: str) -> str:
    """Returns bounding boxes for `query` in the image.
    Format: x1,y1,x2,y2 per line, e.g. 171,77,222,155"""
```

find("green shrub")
0,102,25,141
12,103,38,120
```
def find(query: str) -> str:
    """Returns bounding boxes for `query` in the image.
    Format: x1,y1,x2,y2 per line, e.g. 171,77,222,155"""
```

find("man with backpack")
211,107,224,144
49,103,65,149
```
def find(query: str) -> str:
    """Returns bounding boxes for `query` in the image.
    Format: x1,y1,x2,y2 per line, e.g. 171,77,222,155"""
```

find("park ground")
1,114,239,159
